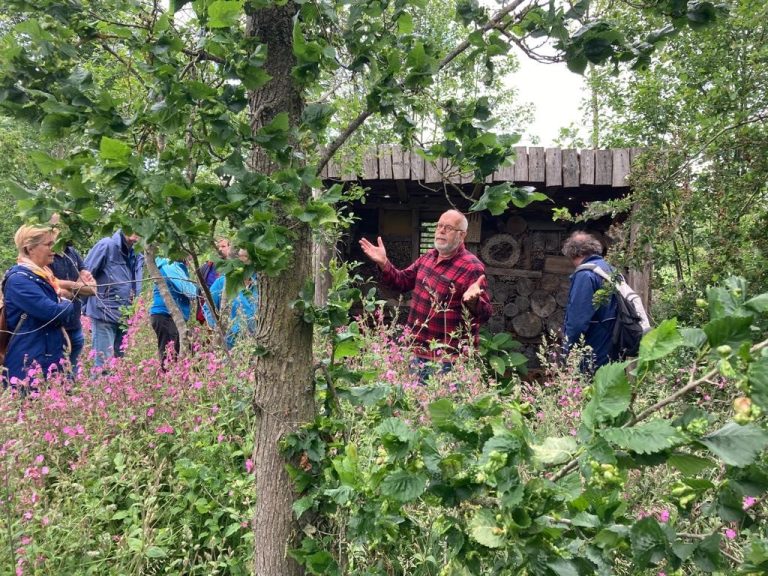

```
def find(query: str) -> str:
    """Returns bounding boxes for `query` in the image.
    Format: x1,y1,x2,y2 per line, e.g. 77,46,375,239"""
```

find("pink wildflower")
245,459,254,474
724,528,737,540
743,496,758,510
155,424,174,435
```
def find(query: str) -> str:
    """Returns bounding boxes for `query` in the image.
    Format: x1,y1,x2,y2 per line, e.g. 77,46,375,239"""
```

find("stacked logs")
480,221,572,362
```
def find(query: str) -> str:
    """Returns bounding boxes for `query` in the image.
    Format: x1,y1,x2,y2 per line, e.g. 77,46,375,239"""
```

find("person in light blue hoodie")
150,257,197,366
202,248,258,349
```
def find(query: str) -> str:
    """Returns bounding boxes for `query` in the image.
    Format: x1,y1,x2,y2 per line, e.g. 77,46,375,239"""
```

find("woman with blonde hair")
1,224,74,389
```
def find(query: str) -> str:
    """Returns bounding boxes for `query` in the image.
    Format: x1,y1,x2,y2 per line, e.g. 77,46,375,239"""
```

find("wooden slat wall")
321,146,638,188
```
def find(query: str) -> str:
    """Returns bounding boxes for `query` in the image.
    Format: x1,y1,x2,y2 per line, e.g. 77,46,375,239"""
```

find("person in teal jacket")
202,248,258,349
150,257,197,366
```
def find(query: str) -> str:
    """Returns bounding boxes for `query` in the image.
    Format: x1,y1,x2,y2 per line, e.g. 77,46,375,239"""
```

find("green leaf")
333,337,360,361
429,398,455,425
144,546,167,559
532,436,577,465
638,318,682,363
469,509,505,548
347,384,390,407
630,517,668,568
292,495,315,519
80,206,101,222
162,183,194,200
680,327,707,349
546,559,580,576
208,0,243,28
703,315,753,347
397,12,414,34
379,470,427,501
29,151,65,175
745,293,768,313
170,0,192,13
698,422,768,467
601,420,683,454
99,136,131,162
489,355,506,375
748,355,768,412
668,453,715,475
582,361,631,428
3,180,35,200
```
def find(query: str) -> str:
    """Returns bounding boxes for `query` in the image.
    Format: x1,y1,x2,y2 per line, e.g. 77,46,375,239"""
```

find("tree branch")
316,0,531,176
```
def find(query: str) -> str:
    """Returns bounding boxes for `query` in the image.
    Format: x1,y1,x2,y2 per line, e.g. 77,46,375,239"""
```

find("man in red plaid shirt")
359,210,492,367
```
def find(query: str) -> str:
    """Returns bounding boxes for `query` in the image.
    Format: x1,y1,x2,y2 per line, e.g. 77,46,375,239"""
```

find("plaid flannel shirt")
380,245,492,358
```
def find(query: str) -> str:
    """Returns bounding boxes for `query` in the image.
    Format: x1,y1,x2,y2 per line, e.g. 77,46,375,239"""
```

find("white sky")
512,53,587,146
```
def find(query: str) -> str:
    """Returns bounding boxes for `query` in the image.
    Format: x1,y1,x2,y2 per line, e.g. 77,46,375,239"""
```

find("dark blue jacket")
563,255,618,368
50,245,87,332
2,266,74,384
83,231,144,324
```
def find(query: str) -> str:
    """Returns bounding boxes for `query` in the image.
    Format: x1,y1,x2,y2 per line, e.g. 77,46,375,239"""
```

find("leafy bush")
287,277,768,575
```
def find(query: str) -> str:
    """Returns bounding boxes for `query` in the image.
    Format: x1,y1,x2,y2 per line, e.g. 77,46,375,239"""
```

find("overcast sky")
512,53,587,147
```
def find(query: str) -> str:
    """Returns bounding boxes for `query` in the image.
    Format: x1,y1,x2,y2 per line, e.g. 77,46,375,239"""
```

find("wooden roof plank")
612,148,631,187
513,146,528,182
362,148,379,179
378,144,394,180
595,149,613,186
579,149,595,185
545,148,563,187
410,149,425,180
392,144,408,180
528,147,545,183
424,157,441,183
562,149,579,188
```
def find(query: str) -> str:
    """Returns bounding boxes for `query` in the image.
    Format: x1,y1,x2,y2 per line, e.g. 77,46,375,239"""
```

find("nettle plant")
285,276,768,576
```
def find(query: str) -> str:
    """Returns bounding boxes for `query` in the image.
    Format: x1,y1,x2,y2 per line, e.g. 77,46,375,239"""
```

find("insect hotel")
321,146,647,363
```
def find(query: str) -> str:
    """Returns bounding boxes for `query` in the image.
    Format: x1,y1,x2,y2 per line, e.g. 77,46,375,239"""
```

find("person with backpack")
561,231,619,371
2,225,74,389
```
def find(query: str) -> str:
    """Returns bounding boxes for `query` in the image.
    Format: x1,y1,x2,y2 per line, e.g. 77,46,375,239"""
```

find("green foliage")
580,0,768,323
286,275,768,574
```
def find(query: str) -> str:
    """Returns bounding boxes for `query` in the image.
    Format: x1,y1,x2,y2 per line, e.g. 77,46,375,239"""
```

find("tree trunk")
247,4,314,575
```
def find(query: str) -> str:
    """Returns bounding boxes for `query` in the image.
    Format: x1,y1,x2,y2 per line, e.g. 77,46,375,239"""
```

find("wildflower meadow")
3,275,768,575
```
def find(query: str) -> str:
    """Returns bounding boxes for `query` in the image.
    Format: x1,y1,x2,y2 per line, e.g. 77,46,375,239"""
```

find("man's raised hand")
463,274,485,303
359,236,388,268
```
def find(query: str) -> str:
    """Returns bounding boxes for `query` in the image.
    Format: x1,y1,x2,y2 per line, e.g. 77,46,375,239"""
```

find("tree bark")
247,4,315,575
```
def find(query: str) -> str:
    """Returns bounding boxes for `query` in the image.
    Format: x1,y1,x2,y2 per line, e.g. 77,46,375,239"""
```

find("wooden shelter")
322,145,647,363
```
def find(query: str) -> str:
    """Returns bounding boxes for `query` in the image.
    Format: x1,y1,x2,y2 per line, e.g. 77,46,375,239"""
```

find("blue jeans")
411,357,453,385
91,319,125,368
67,326,85,376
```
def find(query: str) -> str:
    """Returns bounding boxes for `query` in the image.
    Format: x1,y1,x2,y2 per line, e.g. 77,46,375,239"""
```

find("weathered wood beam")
545,148,562,187
562,149,579,188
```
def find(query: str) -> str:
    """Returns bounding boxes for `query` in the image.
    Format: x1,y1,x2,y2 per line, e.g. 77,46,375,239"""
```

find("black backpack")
575,264,651,359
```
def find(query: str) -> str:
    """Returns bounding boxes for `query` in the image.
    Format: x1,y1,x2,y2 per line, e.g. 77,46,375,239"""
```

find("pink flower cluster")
0,301,241,574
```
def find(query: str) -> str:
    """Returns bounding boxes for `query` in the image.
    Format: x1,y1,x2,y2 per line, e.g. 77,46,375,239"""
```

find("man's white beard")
434,238,460,255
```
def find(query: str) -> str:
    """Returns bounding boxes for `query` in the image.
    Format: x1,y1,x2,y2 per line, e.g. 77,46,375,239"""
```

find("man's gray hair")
562,231,603,259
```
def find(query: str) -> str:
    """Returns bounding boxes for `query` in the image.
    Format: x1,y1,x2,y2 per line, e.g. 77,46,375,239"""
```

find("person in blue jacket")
150,257,197,367
83,230,144,369
202,248,258,349
561,231,618,371
2,225,74,388
48,214,97,377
